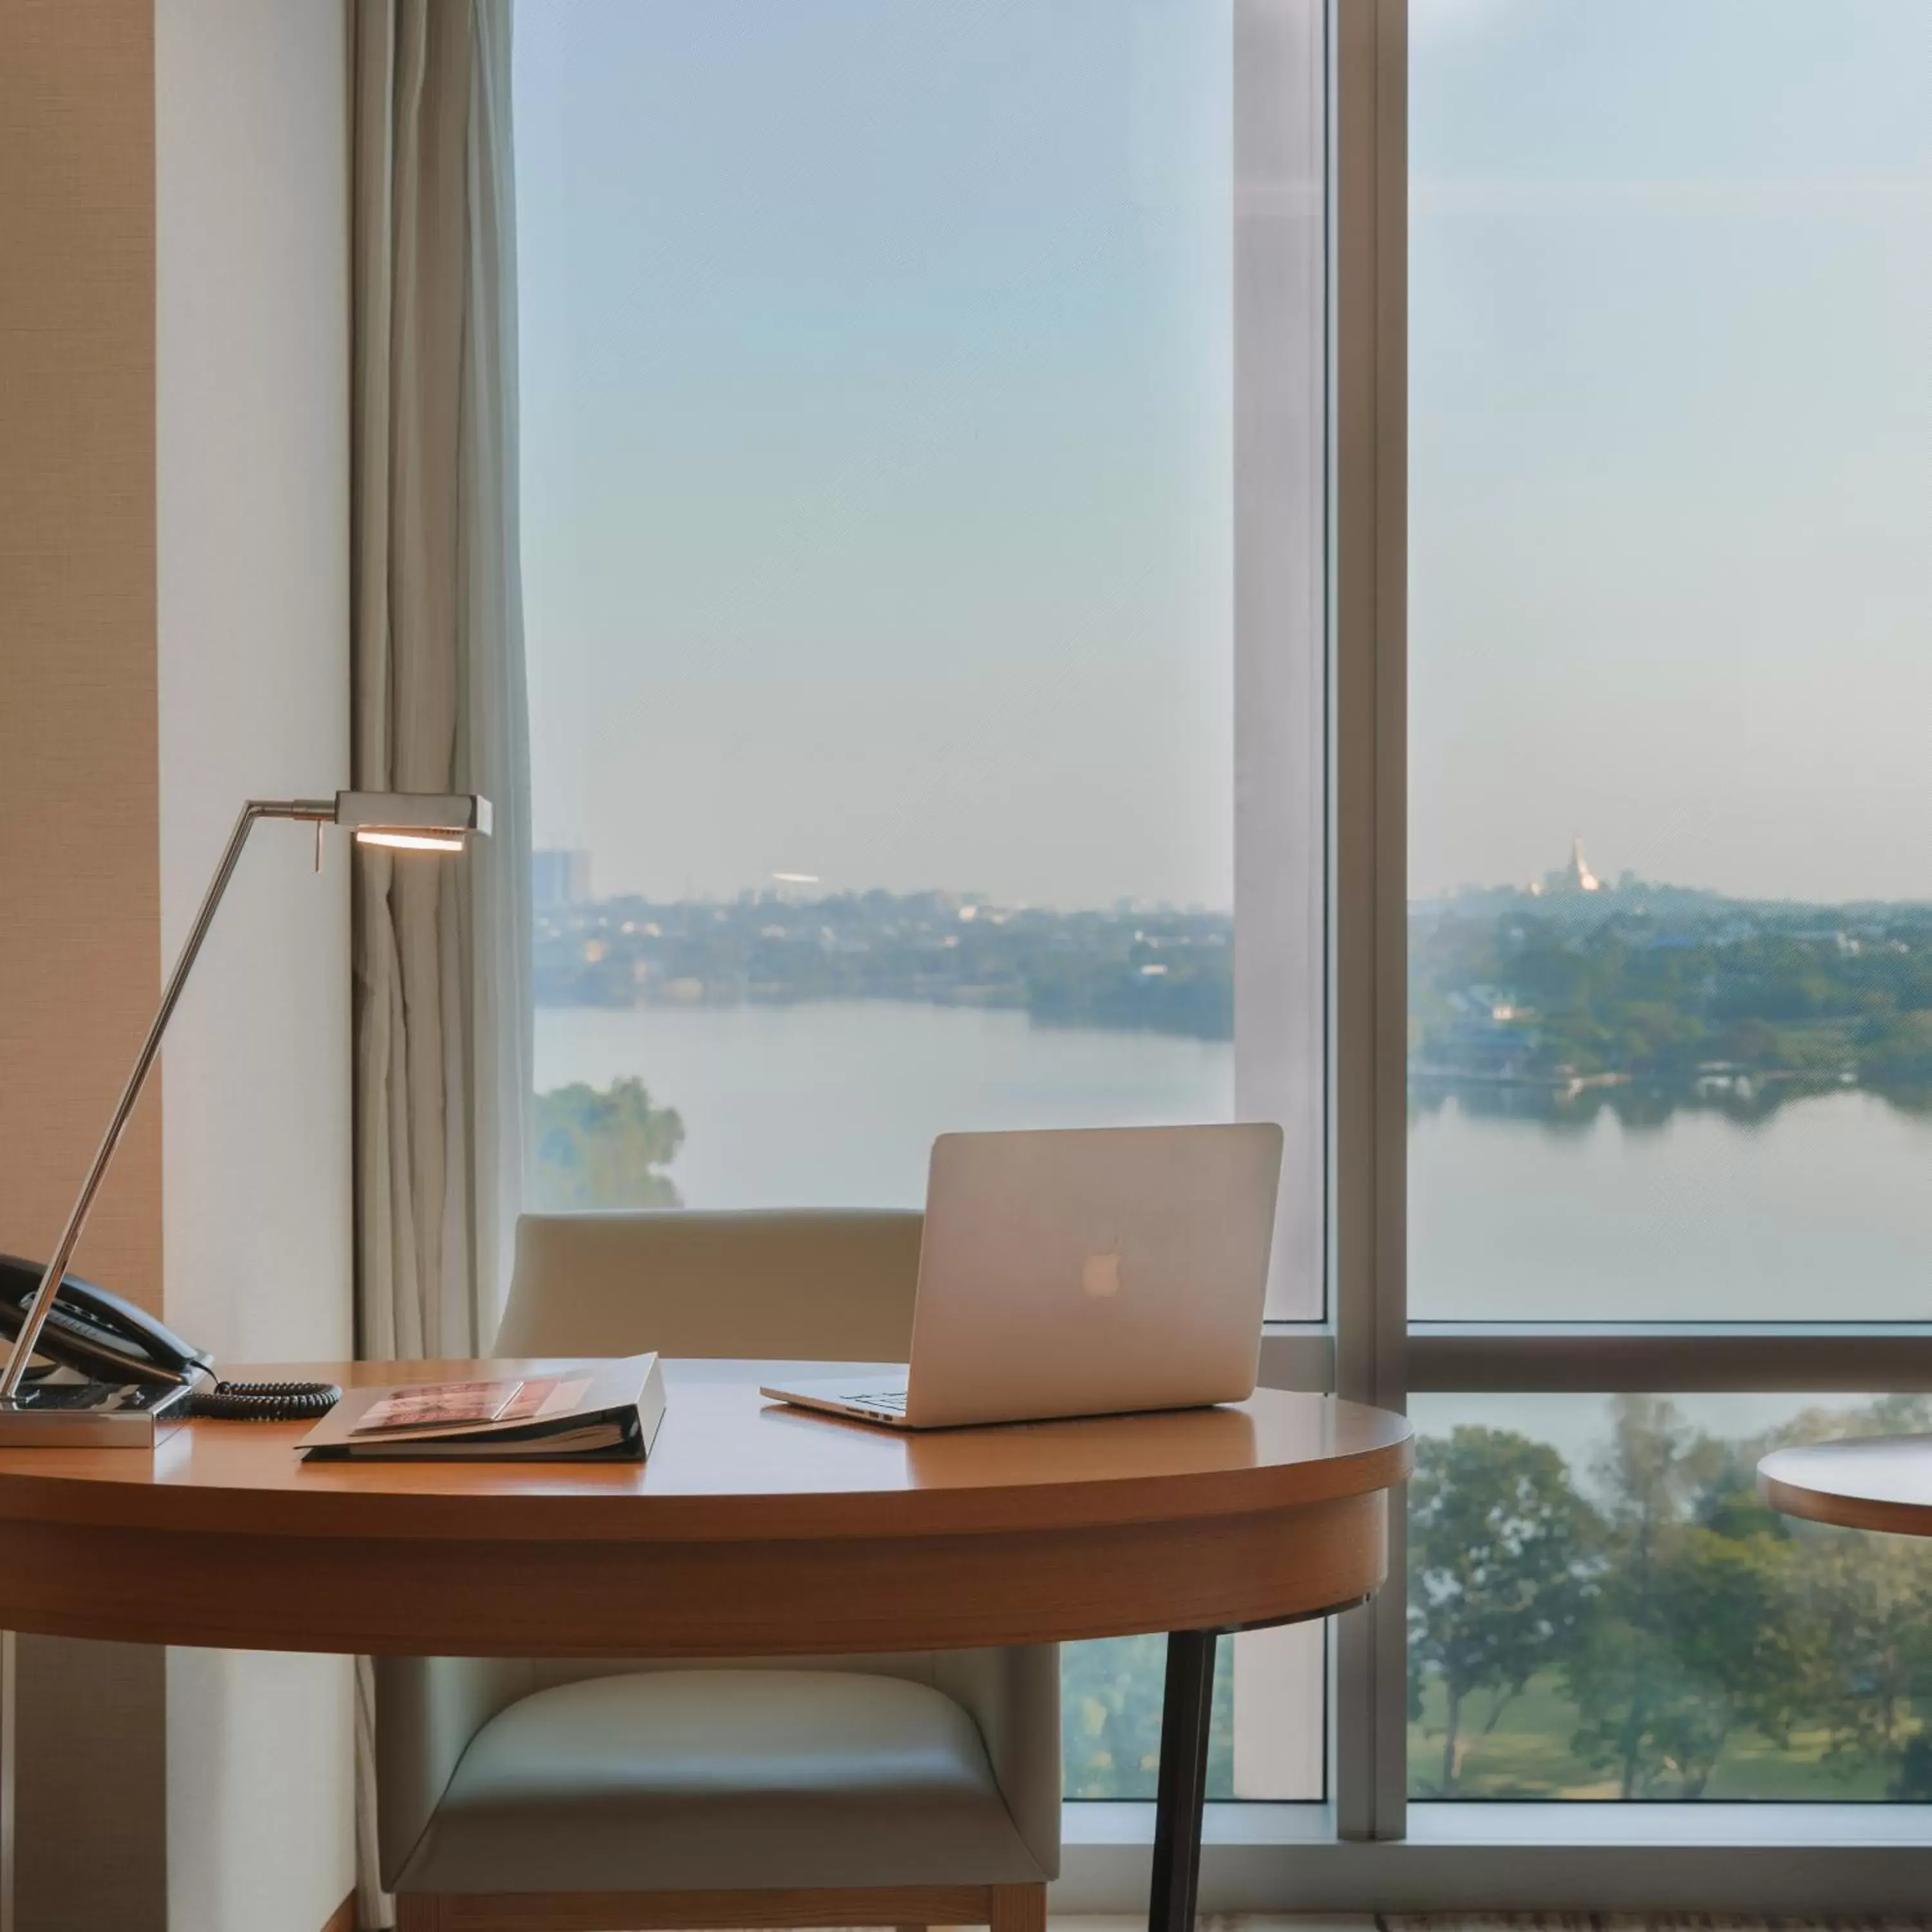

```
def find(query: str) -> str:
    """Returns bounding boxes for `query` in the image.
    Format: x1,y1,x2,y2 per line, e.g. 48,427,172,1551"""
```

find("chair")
377,1208,1060,1932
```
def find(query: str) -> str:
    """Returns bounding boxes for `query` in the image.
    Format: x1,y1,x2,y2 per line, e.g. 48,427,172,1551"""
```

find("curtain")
350,1,530,1920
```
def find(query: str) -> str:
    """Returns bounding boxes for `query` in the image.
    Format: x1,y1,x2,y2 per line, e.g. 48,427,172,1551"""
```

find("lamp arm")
0,798,336,1401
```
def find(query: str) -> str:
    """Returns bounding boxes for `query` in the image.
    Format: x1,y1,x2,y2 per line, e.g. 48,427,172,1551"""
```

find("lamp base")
0,1379,193,1448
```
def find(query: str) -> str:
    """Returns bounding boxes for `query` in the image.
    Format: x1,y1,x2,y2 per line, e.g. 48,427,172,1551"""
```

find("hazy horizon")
515,0,1931,909
533,838,1932,915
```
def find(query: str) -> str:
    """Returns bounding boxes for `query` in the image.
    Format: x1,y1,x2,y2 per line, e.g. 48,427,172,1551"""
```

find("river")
536,999,1932,1326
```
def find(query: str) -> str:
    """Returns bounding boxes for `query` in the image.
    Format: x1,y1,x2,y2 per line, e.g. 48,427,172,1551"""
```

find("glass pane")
1064,1636,1234,1801
1062,1620,1323,1802
515,0,1316,1804
1408,0,1932,1318
520,0,1236,1225
1409,1392,1932,1800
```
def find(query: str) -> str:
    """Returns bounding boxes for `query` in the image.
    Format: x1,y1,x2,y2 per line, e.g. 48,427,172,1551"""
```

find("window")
1410,1392,1932,1801
515,0,1325,1811
1403,0,1932,1846
513,0,1932,1903
520,0,1242,1215
1408,0,1932,1323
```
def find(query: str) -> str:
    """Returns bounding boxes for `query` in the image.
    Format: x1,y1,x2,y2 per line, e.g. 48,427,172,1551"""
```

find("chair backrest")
384,1206,1061,1895
495,1208,923,1361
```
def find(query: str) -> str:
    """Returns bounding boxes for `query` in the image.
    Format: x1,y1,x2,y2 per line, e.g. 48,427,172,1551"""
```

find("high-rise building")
533,847,592,909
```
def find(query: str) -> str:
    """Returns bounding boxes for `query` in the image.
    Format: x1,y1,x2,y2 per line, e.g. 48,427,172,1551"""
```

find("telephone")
0,1255,339,1421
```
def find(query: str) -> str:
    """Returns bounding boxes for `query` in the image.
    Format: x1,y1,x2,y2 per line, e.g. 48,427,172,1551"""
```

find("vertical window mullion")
1229,0,1338,1808
1330,0,1408,1846
1233,0,1328,1331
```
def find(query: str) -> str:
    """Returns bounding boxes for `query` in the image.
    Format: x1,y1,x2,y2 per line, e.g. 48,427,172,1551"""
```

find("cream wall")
155,2,355,1930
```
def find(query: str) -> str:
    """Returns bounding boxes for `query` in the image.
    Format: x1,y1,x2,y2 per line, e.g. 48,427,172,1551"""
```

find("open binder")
298,1354,665,1462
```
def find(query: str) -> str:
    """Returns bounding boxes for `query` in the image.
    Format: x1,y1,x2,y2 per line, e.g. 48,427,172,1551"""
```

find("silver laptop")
762,1122,1283,1430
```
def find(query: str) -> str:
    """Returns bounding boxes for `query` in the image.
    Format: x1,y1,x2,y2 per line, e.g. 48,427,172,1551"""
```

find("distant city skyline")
533,831,1932,915
515,0,1931,910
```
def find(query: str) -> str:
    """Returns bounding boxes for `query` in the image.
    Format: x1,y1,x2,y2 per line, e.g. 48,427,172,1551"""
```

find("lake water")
536,1001,1932,1325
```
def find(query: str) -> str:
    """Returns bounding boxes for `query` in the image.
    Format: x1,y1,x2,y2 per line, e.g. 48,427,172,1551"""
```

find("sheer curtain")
349,0,530,1919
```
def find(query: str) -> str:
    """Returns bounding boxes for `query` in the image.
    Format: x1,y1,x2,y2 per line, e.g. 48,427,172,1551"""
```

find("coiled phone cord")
189,1379,341,1421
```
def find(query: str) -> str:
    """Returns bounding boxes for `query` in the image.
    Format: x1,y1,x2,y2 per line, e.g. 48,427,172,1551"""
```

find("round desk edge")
0,1366,1412,1658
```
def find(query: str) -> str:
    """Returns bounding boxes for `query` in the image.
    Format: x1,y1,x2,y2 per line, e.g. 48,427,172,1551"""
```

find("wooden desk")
0,1361,1411,1932
1759,1434,1932,1538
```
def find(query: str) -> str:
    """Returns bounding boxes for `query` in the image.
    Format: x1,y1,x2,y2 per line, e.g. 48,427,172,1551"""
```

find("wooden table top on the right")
1759,1434,1932,1538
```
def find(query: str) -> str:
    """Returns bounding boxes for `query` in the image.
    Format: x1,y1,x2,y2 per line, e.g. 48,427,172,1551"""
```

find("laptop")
762,1122,1283,1430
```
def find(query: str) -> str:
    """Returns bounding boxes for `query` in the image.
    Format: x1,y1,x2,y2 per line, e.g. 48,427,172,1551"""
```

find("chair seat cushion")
395,1668,1048,1895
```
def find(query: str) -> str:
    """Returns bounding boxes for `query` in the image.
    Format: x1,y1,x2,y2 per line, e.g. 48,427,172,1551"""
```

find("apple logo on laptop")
1081,1248,1124,1300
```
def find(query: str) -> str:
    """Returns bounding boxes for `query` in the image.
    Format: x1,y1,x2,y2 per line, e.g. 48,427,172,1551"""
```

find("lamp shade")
334,791,491,849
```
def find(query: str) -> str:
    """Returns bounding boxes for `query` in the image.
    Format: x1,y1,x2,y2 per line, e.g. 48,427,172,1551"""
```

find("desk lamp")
0,791,490,1446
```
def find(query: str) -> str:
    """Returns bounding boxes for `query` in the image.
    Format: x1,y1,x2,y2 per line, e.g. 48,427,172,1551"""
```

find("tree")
1732,1393,1932,1794
1060,1636,1234,1800
1763,1392,1932,1791
1634,1526,1801,1796
1565,1396,1803,1797
1787,1527,1932,1792
533,1077,685,1210
1408,1426,1597,1793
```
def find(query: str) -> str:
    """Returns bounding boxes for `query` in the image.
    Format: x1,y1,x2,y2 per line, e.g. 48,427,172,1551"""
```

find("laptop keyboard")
851,1390,908,1414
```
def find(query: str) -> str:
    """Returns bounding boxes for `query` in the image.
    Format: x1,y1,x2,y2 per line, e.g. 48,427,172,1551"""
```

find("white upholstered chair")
377,1209,1060,1932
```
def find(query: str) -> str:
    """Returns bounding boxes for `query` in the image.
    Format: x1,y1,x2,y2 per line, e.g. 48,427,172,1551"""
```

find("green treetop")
1408,1424,1598,1794
533,1076,685,1211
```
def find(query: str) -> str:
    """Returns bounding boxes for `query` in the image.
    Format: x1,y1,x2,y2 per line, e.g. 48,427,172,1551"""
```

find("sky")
515,0,1233,906
515,0,1932,909
1408,0,1932,903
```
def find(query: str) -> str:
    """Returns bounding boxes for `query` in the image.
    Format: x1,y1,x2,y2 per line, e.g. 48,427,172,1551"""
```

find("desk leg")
1148,1629,1215,1932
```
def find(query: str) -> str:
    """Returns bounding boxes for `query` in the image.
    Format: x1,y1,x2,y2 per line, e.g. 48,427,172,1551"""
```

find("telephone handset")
0,1255,339,1421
